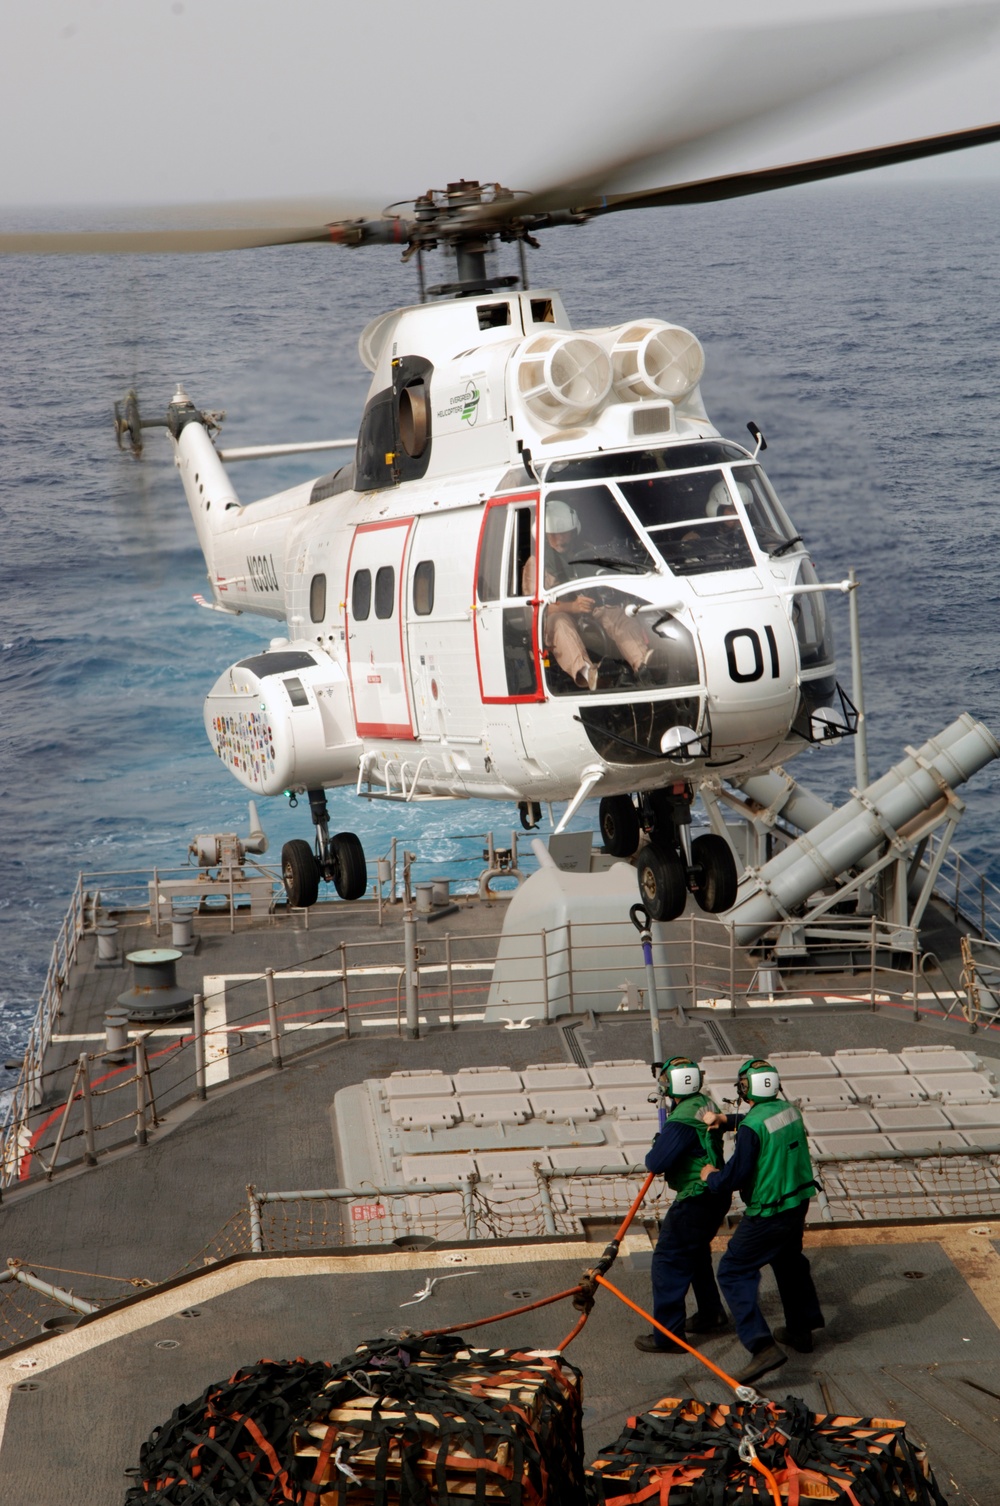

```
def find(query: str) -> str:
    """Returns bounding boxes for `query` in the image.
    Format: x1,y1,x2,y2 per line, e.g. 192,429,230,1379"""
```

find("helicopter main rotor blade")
0,223,398,256
473,3,1000,227
0,193,393,256
580,118,1000,217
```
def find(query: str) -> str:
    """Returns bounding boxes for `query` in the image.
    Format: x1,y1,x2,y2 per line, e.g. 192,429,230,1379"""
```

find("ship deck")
2,888,1000,1502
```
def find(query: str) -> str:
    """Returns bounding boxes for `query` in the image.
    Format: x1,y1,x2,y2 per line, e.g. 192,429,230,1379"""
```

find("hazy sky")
2,0,999,216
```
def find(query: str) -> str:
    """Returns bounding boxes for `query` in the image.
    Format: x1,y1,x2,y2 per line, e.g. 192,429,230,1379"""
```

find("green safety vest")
664,1092,724,1202
740,1099,817,1218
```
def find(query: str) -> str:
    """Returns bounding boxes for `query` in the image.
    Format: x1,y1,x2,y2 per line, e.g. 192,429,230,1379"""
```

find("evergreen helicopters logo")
438,375,484,425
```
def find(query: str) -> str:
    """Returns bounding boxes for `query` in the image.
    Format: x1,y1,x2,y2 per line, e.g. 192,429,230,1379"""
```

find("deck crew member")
700,1057,824,1384
522,500,650,691
634,1056,732,1353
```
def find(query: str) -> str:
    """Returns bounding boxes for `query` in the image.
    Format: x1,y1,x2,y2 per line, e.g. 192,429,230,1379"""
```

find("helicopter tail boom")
169,390,303,621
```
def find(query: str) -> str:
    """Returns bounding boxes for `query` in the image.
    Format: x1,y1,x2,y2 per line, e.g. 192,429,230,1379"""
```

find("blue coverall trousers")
717,1198,824,1353
650,1188,732,1349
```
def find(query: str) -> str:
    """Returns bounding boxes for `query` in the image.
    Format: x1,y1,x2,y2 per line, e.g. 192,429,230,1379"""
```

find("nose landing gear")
612,785,739,923
280,789,368,908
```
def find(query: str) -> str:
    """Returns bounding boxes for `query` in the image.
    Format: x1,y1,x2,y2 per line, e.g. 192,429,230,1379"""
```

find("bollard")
96,924,119,962
104,1012,129,1062
431,877,450,906
403,908,420,1040
193,993,207,1101
171,909,194,949
414,882,434,914
265,968,282,1070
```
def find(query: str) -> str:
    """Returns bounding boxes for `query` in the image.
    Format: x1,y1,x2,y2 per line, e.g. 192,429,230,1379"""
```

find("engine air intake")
515,333,612,427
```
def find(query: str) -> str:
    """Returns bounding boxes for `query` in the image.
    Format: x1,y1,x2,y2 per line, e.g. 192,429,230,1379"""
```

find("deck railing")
3,895,999,1193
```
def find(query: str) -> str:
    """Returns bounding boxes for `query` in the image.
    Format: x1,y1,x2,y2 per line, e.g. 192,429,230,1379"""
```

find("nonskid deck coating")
2,1228,1000,1504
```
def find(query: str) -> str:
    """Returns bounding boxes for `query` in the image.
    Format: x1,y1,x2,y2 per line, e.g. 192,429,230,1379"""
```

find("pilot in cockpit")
522,500,651,692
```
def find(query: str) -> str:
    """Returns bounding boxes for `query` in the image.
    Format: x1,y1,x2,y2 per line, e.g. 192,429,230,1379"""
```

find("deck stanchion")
248,1185,263,1253
193,992,207,1100
461,1175,478,1240
340,943,351,1038
535,1164,558,1236
445,933,454,1029
265,967,282,1069
729,922,737,1017
567,925,575,1013
911,944,920,1022
404,909,419,1039
541,928,550,1022
152,867,160,937
80,1053,97,1166
134,1039,148,1147
46,1056,85,1179
870,915,877,1011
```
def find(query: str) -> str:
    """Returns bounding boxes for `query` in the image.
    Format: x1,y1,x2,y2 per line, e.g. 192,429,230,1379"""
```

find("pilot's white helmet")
545,500,581,535
706,481,734,517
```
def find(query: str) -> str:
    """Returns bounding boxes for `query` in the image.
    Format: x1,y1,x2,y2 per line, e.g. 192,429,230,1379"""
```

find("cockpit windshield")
731,465,801,556
540,485,655,579
538,450,803,581
619,470,755,577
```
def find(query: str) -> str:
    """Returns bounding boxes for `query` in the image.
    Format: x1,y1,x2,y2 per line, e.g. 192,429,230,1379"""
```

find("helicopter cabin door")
473,492,544,703
346,518,415,738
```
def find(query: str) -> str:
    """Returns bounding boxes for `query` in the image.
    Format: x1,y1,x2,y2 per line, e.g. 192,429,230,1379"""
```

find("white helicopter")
6,51,1000,923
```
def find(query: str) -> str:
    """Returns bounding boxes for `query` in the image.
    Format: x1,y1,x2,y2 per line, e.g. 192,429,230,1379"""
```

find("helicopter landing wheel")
599,795,640,857
690,833,739,914
636,844,687,923
282,839,320,909
330,831,367,901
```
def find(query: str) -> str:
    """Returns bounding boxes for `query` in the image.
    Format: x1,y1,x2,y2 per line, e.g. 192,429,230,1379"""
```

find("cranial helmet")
737,1058,781,1103
545,499,581,535
706,480,735,517
659,1056,703,1098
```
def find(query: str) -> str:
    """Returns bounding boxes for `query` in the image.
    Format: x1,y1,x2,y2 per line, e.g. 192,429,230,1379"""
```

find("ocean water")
3,182,1000,1067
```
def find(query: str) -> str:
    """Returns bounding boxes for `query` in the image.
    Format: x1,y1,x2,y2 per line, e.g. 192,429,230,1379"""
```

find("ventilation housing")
609,320,705,403
515,333,613,428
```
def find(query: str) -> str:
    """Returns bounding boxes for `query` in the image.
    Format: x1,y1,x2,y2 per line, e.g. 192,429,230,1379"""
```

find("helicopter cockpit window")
545,441,748,484
620,469,755,577
732,465,800,555
792,559,835,669
351,569,371,621
413,560,435,615
374,566,395,620
541,486,655,578
309,573,326,624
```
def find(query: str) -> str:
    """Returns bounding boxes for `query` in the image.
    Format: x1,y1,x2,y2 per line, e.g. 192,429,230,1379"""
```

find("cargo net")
123,1337,585,1506
587,1395,947,1506
820,1155,1000,1222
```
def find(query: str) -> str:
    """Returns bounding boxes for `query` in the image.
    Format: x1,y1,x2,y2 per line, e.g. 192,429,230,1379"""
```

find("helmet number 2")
725,626,779,683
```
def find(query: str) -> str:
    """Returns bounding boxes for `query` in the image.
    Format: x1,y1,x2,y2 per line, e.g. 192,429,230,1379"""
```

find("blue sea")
3,182,1000,1067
